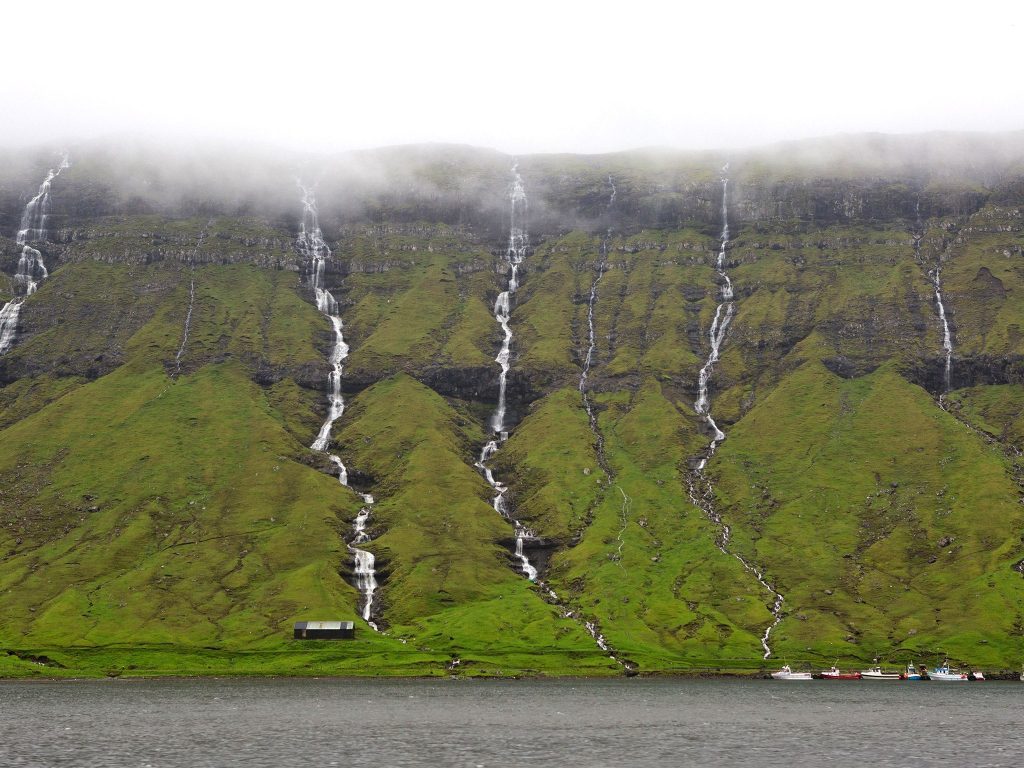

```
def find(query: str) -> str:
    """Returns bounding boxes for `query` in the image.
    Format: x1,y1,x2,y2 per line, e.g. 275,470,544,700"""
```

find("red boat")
820,665,862,680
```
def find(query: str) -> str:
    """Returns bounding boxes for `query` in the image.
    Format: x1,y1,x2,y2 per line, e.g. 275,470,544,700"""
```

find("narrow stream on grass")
0,155,69,355
687,166,785,659
572,175,635,667
172,220,213,377
298,185,379,630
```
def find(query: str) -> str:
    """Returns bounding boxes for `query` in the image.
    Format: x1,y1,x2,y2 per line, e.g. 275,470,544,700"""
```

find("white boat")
929,662,968,681
861,664,900,680
771,664,813,680
969,671,985,681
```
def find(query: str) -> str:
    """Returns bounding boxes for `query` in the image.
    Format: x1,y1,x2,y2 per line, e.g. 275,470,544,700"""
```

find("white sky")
3,0,1022,154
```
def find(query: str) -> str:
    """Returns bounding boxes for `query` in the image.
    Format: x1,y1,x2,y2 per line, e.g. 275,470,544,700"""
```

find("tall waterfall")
693,175,734,460
914,202,954,393
297,185,379,629
474,165,538,580
931,268,954,392
688,167,785,659
0,156,69,355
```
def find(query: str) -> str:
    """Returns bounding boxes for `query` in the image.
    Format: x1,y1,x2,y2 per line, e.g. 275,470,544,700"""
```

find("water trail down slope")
172,221,213,377
0,155,69,355
563,175,636,669
297,185,379,630
687,166,785,660
474,164,539,581
579,177,622,542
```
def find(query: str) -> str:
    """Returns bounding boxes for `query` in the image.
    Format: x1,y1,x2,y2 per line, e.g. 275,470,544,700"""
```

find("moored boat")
929,661,968,681
771,664,813,680
861,663,900,680
820,665,861,680
900,663,926,681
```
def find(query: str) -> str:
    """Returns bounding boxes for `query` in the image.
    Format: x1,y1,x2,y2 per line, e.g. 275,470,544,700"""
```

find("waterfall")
579,176,615,398
693,175,734,456
914,201,954,393
562,175,636,669
688,167,786,660
172,222,212,377
297,185,378,630
474,164,539,581
580,176,622,543
0,155,69,355
931,269,954,393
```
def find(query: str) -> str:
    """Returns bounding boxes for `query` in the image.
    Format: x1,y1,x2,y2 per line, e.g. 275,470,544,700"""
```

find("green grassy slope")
712,360,1024,666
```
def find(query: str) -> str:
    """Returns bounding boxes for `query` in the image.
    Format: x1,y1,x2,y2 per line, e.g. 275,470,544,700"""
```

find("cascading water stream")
0,155,69,355
297,185,379,630
913,201,954,394
474,164,539,581
579,177,623,548
172,221,213,377
932,269,953,393
688,166,785,660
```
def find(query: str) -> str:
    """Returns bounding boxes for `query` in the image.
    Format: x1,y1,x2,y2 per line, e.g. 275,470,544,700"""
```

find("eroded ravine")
297,185,380,630
687,166,785,660
0,155,69,355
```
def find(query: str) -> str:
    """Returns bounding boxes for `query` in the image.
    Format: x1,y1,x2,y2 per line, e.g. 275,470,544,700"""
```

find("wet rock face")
252,360,329,391
822,356,880,380
50,228,297,269
904,355,1024,395
972,266,1006,299
416,365,498,402
730,178,989,226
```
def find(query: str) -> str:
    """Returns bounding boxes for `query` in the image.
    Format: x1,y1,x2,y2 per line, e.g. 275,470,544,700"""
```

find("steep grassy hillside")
1,136,1023,677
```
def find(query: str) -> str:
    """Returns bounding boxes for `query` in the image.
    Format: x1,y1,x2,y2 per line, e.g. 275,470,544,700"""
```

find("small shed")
293,620,355,640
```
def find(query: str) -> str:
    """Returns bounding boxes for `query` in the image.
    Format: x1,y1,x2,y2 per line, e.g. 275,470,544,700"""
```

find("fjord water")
1,678,1019,767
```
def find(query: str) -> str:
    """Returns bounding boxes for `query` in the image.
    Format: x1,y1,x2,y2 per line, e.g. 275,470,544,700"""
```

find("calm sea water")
0,677,1020,767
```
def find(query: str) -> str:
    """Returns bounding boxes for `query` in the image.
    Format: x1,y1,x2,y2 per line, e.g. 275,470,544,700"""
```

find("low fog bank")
2,131,1024,242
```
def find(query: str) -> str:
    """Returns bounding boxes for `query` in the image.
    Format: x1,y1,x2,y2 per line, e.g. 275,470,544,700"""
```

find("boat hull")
930,673,968,681
771,672,813,680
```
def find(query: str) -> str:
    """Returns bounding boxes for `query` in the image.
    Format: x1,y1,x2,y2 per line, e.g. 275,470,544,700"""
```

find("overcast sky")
4,0,1022,154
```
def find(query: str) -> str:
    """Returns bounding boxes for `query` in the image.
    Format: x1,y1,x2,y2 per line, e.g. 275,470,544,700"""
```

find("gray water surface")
1,677,1020,767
